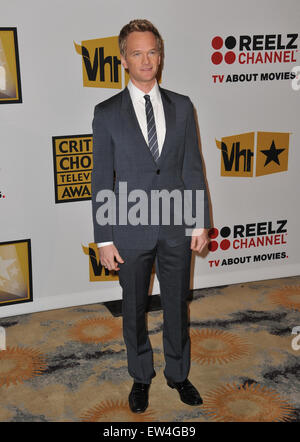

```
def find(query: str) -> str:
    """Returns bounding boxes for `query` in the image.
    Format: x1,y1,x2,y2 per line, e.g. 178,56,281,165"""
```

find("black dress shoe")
128,382,150,413
167,378,203,406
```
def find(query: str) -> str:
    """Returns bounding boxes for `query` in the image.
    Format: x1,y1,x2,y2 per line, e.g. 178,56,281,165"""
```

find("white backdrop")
1,0,299,318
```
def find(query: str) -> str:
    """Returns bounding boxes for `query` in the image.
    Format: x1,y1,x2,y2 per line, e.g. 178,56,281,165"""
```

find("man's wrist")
191,228,207,236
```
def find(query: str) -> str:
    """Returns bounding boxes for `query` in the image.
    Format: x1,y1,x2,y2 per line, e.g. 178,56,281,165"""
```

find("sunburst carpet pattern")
0,276,300,422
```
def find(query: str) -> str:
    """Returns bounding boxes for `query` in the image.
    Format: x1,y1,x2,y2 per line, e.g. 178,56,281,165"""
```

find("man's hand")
190,228,209,253
98,244,124,271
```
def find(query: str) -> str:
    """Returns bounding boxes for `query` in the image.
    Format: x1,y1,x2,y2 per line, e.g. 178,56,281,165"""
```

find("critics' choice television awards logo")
208,220,288,268
52,135,93,203
216,131,290,177
74,36,130,89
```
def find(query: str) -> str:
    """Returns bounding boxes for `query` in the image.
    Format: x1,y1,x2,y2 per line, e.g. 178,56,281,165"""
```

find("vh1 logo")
215,131,290,177
82,243,119,281
74,36,129,89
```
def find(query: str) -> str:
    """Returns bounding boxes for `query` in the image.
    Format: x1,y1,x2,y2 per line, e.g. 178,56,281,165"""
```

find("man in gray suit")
91,19,211,413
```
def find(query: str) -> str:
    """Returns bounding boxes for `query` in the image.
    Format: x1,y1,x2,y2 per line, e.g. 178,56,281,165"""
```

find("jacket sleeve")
182,98,211,229
91,105,115,243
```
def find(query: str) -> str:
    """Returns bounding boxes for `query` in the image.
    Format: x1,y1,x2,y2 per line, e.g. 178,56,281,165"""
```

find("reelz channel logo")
208,219,287,252
211,33,298,65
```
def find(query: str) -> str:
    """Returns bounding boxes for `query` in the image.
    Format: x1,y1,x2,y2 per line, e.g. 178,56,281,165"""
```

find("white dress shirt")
97,80,166,248
127,79,166,155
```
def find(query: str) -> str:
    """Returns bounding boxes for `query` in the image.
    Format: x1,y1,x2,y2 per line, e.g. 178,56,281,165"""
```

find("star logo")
260,140,285,167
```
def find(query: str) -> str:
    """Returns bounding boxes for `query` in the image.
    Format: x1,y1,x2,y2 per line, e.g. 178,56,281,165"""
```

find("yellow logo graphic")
82,244,119,281
74,36,129,89
216,131,290,177
256,132,289,177
0,28,22,103
0,239,33,306
52,134,93,203
83,243,156,283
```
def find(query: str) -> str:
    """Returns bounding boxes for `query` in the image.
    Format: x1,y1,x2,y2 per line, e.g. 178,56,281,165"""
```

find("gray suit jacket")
91,86,210,249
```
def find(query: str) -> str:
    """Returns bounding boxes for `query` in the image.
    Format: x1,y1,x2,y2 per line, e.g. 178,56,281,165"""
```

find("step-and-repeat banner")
1,0,299,317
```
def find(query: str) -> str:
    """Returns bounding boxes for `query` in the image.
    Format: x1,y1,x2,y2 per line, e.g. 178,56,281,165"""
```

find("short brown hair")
119,19,163,57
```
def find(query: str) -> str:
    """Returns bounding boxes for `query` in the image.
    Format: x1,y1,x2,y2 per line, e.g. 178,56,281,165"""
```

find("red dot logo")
224,51,236,64
211,36,236,65
208,241,218,252
211,36,223,50
220,239,230,250
208,226,231,252
208,228,218,239
211,52,223,65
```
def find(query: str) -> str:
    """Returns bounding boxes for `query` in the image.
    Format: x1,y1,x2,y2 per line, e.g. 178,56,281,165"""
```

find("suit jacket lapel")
157,87,176,167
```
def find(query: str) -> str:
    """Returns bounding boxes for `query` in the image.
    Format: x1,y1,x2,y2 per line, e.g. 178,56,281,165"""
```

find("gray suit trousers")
118,229,192,384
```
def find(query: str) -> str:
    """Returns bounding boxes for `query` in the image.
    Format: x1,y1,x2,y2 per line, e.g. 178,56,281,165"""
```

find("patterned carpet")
0,275,300,422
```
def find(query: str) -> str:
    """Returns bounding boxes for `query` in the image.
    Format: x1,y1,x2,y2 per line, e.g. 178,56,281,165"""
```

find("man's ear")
120,54,128,70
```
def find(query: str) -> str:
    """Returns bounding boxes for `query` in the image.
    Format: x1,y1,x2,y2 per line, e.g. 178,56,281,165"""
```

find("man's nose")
142,53,150,64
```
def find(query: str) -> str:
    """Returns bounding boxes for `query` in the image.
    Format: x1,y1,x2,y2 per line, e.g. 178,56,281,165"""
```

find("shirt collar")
127,79,161,104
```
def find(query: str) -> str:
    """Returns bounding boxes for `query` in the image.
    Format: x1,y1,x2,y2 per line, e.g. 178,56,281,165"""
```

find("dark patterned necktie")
144,94,159,162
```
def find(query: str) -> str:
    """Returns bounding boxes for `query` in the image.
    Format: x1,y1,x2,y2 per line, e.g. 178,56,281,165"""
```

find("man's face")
121,31,161,88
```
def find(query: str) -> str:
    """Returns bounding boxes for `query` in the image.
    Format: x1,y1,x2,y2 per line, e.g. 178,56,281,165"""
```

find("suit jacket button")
156,169,160,175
